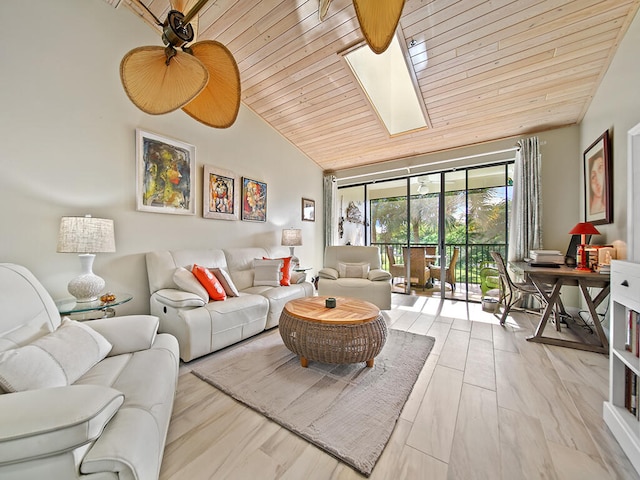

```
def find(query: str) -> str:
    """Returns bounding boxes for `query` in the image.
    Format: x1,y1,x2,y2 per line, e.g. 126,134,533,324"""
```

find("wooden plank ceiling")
120,0,640,172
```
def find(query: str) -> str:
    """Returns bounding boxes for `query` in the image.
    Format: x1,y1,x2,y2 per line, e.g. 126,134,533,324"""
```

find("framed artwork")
136,129,195,215
203,165,239,220
583,130,612,225
241,177,267,222
302,197,315,222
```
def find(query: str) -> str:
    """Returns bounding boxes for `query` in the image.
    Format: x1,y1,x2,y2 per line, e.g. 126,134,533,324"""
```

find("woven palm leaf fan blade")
120,46,209,115
182,41,241,128
352,0,406,54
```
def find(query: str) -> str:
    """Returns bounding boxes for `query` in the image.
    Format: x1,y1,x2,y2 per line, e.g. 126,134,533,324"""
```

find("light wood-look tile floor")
160,295,640,480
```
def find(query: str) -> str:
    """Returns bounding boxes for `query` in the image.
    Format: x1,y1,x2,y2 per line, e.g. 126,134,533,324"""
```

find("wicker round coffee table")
279,296,387,368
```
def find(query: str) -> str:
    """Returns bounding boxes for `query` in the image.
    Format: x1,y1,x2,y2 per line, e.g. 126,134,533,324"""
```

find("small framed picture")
242,177,267,222
136,129,196,215
583,130,612,225
203,165,239,220
302,198,315,222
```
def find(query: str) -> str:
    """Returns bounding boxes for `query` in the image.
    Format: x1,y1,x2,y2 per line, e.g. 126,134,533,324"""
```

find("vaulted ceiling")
119,0,640,172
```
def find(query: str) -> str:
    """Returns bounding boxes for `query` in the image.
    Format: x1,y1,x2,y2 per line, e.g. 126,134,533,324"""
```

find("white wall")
0,0,324,315
334,125,582,253
580,8,640,259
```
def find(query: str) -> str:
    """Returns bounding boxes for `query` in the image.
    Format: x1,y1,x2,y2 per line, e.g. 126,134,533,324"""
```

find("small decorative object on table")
100,292,117,303
325,297,336,308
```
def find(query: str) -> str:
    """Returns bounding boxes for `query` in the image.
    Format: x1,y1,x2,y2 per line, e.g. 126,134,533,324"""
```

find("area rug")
191,328,435,476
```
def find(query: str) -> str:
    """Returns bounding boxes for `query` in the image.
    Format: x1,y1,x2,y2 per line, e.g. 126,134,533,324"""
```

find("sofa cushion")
0,319,112,392
210,268,239,297
173,267,208,302
192,264,227,301
253,259,283,287
338,262,370,278
263,256,293,286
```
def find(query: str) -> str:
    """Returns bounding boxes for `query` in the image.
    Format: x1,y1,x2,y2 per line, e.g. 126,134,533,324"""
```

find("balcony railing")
374,242,507,289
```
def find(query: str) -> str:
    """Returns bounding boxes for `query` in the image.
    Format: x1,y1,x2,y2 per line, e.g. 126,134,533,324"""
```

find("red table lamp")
568,222,601,271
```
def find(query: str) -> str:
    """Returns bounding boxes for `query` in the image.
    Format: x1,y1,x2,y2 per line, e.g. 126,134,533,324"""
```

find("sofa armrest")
368,269,392,281
153,288,206,308
290,271,306,284
84,315,159,356
0,385,123,465
318,267,339,280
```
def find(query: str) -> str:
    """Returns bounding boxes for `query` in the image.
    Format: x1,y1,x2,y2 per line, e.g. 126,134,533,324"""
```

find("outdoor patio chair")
429,247,460,291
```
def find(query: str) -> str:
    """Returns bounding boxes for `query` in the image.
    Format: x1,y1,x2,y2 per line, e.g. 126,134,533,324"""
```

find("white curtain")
508,136,543,262
323,174,337,246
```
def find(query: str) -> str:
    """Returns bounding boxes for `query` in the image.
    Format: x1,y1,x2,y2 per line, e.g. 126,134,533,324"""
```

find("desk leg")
528,278,563,339
578,281,610,352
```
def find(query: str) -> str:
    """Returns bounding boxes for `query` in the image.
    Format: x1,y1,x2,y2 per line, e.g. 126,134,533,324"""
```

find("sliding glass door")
337,162,513,301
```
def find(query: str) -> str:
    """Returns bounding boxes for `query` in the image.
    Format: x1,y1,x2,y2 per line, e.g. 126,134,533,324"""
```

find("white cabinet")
604,260,640,473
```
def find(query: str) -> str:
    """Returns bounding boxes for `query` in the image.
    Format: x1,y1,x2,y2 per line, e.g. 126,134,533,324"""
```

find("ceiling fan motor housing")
162,10,194,48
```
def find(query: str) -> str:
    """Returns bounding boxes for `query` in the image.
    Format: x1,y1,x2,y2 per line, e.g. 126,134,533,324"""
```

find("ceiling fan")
416,177,454,194
120,0,241,128
319,0,406,54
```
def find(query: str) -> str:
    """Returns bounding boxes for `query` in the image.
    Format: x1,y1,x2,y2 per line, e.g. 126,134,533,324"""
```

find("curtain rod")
337,147,519,183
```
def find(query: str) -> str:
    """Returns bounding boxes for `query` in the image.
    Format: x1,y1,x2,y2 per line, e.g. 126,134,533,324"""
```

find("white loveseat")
0,263,179,480
318,246,392,310
145,247,314,361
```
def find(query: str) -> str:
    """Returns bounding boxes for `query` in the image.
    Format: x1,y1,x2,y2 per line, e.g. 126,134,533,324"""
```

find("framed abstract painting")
203,165,239,220
241,177,267,222
302,198,315,222
136,129,196,215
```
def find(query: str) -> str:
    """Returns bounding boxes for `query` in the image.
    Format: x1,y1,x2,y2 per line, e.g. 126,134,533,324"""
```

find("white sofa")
0,263,179,480
145,247,314,361
318,245,392,310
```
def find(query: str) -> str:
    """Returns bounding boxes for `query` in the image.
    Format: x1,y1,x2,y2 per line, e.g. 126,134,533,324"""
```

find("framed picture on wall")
203,165,239,220
583,130,612,225
241,177,267,222
136,129,196,215
302,198,315,222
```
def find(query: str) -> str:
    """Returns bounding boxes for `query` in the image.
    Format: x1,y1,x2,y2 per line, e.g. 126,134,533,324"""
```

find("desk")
511,262,610,354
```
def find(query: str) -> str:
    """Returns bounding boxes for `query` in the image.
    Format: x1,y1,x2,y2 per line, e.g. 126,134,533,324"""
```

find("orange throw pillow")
192,264,227,301
263,256,292,286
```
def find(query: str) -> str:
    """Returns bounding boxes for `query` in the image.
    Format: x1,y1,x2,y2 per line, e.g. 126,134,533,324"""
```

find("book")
529,250,564,264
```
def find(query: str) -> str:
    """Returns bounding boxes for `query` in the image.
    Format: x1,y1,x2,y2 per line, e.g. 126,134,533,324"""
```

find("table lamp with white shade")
57,215,116,302
281,228,302,261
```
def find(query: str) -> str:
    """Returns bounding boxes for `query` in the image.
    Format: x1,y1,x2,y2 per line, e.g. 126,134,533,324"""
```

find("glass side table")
56,293,133,321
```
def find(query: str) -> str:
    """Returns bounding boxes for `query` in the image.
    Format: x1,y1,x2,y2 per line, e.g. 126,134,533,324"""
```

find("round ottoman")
279,296,387,368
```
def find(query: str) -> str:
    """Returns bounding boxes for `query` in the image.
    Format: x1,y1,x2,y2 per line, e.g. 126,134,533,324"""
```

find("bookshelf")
604,260,640,474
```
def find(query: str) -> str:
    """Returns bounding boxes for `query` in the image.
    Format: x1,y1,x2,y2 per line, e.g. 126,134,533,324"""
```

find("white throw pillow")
209,268,240,297
0,319,112,393
338,262,370,278
253,259,283,287
173,266,209,302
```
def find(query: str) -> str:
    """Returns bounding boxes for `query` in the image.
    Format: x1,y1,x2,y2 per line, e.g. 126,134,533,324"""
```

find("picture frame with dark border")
136,129,196,215
302,197,315,222
203,165,239,220
583,129,612,225
241,177,267,222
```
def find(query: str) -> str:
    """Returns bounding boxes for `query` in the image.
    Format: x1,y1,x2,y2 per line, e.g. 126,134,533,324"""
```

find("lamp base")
68,254,105,302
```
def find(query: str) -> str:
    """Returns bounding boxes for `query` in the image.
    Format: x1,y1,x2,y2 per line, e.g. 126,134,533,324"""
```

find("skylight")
343,35,428,136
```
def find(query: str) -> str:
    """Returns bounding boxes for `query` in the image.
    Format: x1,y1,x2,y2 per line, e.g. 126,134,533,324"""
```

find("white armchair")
0,263,179,480
318,246,392,310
